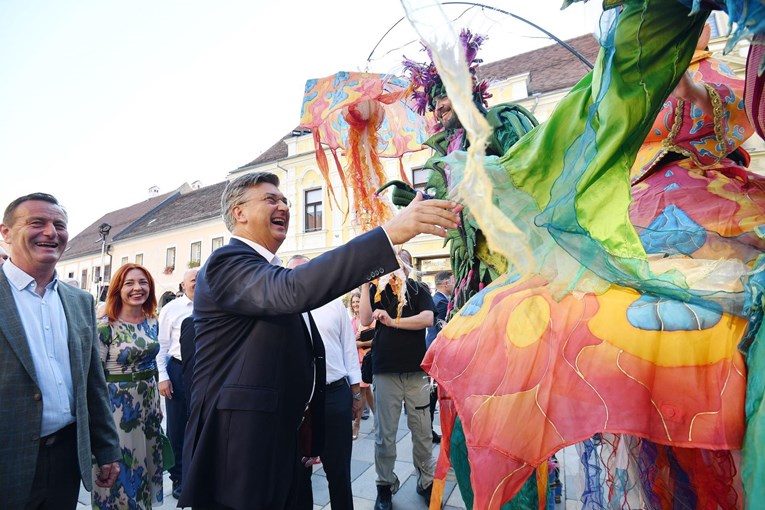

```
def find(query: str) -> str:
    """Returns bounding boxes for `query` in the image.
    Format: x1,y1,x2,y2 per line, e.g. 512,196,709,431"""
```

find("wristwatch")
352,392,362,401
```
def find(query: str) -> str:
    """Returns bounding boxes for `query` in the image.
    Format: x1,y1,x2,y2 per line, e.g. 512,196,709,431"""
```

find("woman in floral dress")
93,263,163,509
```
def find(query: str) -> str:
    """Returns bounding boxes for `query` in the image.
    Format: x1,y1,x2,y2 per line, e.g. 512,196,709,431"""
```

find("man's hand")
382,193,461,245
95,462,120,488
351,383,363,419
301,456,322,468
159,380,173,399
372,309,394,328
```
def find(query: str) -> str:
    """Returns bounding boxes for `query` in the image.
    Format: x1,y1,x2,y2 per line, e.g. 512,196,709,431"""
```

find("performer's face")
435,95,461,130
233,182,291,253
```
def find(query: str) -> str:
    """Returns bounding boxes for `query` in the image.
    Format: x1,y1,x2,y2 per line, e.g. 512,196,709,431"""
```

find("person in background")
157,267,198,499
425,270,454,445
0,192,120,510
350,288,375,439
360,249,436,510
94,263,164,509
288,254,362,510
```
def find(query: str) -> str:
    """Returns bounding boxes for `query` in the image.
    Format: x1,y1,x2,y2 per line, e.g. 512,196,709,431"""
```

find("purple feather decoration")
402,28,491,113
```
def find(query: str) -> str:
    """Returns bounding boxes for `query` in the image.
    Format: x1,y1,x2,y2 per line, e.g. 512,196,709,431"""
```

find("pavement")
77,406,582,509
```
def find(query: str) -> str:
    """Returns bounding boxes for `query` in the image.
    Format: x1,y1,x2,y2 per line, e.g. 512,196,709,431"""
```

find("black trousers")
26,423,80,510
429,379,438,428
167,356,188,485
319,378,354,510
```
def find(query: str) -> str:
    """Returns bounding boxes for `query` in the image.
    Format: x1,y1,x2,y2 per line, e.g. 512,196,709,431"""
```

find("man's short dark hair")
3,193,64,226
221,172,280,231
435,271,453,286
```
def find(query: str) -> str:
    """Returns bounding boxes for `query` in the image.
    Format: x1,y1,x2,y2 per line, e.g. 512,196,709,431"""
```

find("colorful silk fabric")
403,0,765,508
300,71,431,229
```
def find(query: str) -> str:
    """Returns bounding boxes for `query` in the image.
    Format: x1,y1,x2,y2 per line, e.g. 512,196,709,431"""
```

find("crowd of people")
3,1,765,509
0,175,458,510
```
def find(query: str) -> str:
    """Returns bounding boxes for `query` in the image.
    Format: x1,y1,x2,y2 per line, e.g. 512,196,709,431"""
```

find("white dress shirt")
311,298,361,385
157,293,193,383
3,261,74,436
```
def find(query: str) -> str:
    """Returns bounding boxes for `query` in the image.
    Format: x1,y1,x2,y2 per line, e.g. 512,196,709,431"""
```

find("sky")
0,0,602,237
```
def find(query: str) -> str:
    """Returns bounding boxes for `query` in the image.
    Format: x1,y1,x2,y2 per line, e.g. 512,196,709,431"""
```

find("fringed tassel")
311,130,343,211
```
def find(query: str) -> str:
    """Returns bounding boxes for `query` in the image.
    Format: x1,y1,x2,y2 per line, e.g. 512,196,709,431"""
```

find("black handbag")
361,350,373,384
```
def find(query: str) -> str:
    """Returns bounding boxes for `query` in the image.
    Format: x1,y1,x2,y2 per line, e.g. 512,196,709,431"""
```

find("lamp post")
97,223,111,301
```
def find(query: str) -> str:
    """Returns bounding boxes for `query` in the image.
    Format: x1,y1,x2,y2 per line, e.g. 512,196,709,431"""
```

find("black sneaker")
374,484,392,510
432,430,441,444
416,483,432,505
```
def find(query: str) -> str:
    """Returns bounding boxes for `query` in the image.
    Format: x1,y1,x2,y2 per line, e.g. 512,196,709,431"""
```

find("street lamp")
97,223,111,301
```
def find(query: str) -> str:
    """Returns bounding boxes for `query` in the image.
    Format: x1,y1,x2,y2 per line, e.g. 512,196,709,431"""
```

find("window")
120,256,128,266
211,237,224,251
304,188,323,232
80,269,88,290
135,253,143,265
166,247,176,270
94,266,101,285
412,166,429,192
104,264,111,282
190,241,202,267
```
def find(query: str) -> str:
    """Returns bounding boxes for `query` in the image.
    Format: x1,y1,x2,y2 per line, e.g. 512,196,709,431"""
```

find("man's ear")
0,224,10,244
231,205,247,224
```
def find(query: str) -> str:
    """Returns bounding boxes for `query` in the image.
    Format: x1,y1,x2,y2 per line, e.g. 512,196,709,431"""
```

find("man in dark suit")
425,271,454,348
0,193,121,510
425,270,454,445
179,315,196,411
179,172,460,510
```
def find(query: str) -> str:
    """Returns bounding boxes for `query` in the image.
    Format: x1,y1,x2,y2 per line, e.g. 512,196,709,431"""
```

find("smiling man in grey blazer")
0,193,121,510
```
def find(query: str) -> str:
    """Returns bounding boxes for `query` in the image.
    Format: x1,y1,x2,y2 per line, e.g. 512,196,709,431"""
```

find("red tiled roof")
237,129,306,170
61,191,178,261
116,181,228,241
478,34,599,95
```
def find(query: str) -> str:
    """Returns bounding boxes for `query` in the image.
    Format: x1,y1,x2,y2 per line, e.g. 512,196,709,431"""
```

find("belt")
105,369,156,383
326,378,347,389
40,423,76,448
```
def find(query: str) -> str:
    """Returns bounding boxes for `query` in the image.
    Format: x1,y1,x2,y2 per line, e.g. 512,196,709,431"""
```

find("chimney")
148,186,160,197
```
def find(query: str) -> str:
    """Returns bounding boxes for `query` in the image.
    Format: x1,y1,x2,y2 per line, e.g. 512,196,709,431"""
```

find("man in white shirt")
157,267,198,499
287,255,362,510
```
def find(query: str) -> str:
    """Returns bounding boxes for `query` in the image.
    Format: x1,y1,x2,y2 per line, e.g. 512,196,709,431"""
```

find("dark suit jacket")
179,315,197,411
0,270,120,509
180,227,398,510
426,290,449,348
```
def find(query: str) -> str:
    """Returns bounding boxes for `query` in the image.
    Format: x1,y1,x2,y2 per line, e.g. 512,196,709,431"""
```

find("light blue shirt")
3,261,75,436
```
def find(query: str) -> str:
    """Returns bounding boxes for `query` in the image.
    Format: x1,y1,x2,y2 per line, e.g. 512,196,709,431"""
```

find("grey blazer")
0,270,120,509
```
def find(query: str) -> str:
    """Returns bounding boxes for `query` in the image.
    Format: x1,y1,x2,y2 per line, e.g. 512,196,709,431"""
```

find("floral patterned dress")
93,317,163,509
